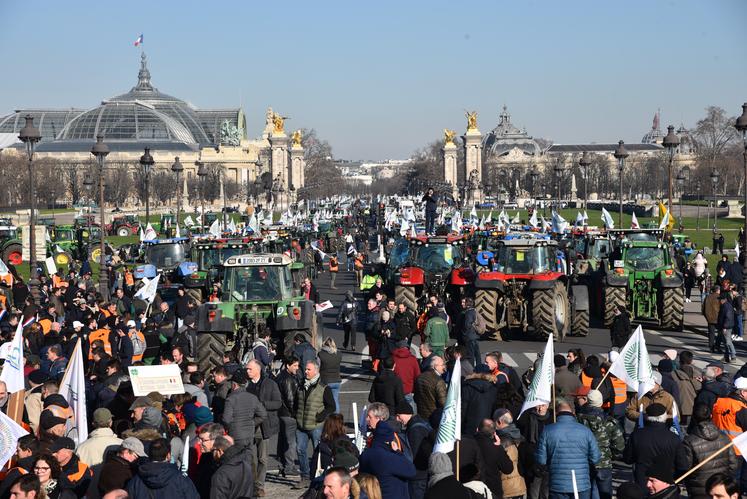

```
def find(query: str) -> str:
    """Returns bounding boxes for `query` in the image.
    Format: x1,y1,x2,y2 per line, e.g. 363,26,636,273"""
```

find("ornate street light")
578,152,591,210
734,103,747,288
695,180,702,230
662,125,680,215
614,140,629,227
18,115,41,287
676,169,686,228
91,134,110,300
171,157,184,234
710,168,720,231
196,161,208,230
139,148,155,224
83,174,94,242
553,161,564,209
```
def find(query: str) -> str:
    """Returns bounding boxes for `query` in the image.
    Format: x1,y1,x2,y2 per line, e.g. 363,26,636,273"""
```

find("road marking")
340,390,370,394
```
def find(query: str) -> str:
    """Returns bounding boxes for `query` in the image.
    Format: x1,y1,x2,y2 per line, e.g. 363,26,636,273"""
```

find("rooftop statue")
272,113,285,134
292,130,302,147
444,129,456,145
220,119,241,146
466,111,478,131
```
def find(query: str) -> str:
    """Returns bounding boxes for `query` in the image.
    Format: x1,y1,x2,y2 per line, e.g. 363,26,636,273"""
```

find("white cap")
735,377,747,390
663,349,678,361
608,351,620,363
126,320,137,328
72,321,84,329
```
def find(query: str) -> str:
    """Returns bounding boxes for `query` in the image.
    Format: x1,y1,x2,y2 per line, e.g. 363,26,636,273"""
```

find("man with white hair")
694,361,732,409
625,371,675,422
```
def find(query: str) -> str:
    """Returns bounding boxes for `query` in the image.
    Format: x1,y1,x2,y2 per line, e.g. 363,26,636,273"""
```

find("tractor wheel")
90,247,102,262
572,309,590,337
532,281,570,341
604,287,627,328
2,244,22,266
395,285,418,314
661,287,685,330
54,252,72,267
475,289,500,338
197,332,226,373
117,227,130,237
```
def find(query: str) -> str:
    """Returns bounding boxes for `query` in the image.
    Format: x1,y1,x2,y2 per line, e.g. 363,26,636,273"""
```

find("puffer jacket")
535,413,600,493
676,421,738,499
210,444,254,499
221,387,267,445
461,373,497,434
414,370,447,421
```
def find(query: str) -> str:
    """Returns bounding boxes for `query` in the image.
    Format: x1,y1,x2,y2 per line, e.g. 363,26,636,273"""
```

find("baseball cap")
126,320,136,328
129,396,154,411
72,321,84,329
93,407,112,425
734,377,747,390
50,437,76,452
707,361,725,371
121,437,148,458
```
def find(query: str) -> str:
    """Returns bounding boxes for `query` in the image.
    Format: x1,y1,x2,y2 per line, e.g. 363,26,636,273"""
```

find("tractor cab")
142,238,191,272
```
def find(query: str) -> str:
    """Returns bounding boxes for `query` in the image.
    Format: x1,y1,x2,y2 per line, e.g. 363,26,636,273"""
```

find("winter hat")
43,394,70,409
93,408,113,425
646,458,674,484
395,399,414,415
72,321,84,329
49,437,76,452
663,349,678,362
183,403,214,426
645,403,667,418
587,389,604,408
141,406,162,429
428,452,453,485
658,359,674,373
333,440,359,472
39,410,67,431
617,482,645,499
553,354,566,367
28,370,48,385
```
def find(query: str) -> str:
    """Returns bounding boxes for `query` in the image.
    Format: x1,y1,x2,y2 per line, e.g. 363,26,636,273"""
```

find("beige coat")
24,389,43,435
75,427,122,466
501,443,527,498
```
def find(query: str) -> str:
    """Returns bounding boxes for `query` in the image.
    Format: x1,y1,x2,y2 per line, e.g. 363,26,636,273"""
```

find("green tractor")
567,231,613,315
195,253,315,372
184,237,262,299
603,239,684,330
0,221,22,267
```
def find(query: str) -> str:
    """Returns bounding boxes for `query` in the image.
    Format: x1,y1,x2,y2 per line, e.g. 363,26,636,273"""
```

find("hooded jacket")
127,460,199,499
368,369,405,415
392,346,421,394
676,420,737,499
474,432,513,499
209,444,254,499
461,373,498,434
359,421,416,499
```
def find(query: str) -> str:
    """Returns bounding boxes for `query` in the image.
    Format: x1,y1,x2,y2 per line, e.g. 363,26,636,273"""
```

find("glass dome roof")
483,106,542,159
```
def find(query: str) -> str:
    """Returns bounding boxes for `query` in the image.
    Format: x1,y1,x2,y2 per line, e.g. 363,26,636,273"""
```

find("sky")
1,0,745,160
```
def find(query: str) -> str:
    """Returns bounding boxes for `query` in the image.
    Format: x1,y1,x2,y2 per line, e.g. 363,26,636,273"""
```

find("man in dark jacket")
414,355,448,422
396,400,433,499
657,359,682,409
460,298,480,367
275,355,300,477
425,452,476,499
127,438,199,499
610,305,631,348
422,187,437,235
98,437,147,496
368,356,405,415
292,333,317,380
246,359,281,497
209,435,254,499
359,420,417,498
717,294,738,363
694,363,732,409
221,370,267,450
461,372,498,434
554,354,582,398
475,419,514,499
623,403,683,489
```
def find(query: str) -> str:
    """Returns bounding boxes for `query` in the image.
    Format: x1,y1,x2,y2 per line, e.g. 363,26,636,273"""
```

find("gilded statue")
466,111,478,131
444,129,456,145
272,113,285,134
292,130,302,147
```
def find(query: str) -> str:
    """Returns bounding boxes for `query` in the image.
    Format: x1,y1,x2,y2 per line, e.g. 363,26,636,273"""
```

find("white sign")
45,256,57,276
129,364,185,396
315,300,333,312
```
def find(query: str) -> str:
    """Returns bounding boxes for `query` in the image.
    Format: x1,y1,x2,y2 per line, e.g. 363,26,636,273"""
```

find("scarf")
304,373,320,389
496,422,522,443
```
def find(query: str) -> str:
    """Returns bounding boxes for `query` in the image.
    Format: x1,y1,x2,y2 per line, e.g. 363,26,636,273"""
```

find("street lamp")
91,134,110,300
662,125,680,215
579,152,591,210
221,170,228,231
196,161,207,230
695,180,702,230
734,103,747,289
553,161,564,210
614,140,629,227
18,115,41,286
83,174,94,247
710,168,720,230
171,157,183,234
676,169,686,230
139,148,155,224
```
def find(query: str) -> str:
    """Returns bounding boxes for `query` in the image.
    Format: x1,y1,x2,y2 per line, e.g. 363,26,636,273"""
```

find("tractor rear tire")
604,287,626,328
475,289,500,338
117,227,130,237
661,287,685,330
2,243,22,266
395,285,418,314
197,332,226,373
54,252,72,267
572,309,590,337
533,281,570,341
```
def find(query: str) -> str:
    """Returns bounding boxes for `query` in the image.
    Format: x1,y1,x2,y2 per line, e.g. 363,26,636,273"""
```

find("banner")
58,339,88,445
128,364,185,396
607,325,654,399
134,274,161,304
0,321,24,393
519,335,554,417
433,357,462,453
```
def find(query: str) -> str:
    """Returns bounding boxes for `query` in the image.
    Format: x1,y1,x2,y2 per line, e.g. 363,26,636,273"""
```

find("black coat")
404,415,433,478
368,369,405,415
475,433,513,499
221,387,267,445
98,454,135,496
425,475,477,499
610,311,631,348
676,421,738,499
210,445,254,499
694,378,731,409
623,421,683,488
275,369,299,418
461,374,497,434
718,300,735,330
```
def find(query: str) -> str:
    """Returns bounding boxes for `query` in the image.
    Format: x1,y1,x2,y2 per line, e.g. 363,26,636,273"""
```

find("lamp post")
696,180,702,230
676,170,686,230
579,151,591,210
734,103,747,289
91,134,110,300
196,161,207,230
171,157,183,233
83,174,94,244
139,148,154,224
18,115,41,285
662,125,680,216
710,169,720,230
614,140,629,227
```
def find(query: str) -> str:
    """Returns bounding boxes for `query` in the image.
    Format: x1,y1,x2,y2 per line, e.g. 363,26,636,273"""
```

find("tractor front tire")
604,286,627,328
475,289,501,339
197,332,227,373
117,227,130,237
661,287,685,330
54,252,73,267
2,243,22,266
572,309,590,337
533,281,570,341
395,285,418,314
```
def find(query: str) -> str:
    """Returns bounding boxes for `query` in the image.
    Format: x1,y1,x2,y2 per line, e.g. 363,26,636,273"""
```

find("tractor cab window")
590,239,611,259
144,243,187,269
389,239,410,268
414,244,461,273
54,229,74,242
198,249,222,269
224,265,292,301
495,245,554,274
625,247,666,271
0,228,17,239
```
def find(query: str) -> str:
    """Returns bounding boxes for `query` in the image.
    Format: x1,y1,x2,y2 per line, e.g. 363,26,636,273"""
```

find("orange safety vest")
712,396,747,454
38,318,53,335
88,328,113,359
581,372,593,388
0,295,5,308
125,271,135,287
0,273,13,288
63,460,92,484
354,255,364,270
131,330,146,362
329,258,339,272
611,377,628,405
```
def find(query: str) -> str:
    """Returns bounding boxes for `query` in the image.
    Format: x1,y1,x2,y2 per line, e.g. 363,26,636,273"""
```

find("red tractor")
387,234,473,313
108,215,141,237
473,236,589,341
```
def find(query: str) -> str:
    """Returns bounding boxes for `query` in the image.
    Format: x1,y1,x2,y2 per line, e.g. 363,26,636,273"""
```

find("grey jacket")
221,387,267,444
246,375,282,439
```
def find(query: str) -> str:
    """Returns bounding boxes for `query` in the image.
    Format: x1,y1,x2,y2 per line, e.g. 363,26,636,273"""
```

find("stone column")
443,135,458,199
463,119,483,202
269,132,290,190
290,143,305,190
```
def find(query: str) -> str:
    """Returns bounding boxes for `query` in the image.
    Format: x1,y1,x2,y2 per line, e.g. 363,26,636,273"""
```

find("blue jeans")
327,382,341,413
425,212,436,234
296,426,322,478
719,328,737,360
404,393,417,413
550,490,591,499
591,468,612,499
735,314,743,339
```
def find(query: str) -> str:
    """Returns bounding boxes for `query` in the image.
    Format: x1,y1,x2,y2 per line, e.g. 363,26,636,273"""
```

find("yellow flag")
658,201,676,232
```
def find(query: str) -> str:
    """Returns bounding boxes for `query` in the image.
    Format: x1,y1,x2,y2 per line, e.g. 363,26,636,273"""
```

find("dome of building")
483,106,542,158
641,110,663,144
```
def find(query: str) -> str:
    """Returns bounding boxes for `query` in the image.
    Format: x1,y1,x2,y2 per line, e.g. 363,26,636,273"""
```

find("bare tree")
300,128,343,199
693,106,738,173
105,163,133,208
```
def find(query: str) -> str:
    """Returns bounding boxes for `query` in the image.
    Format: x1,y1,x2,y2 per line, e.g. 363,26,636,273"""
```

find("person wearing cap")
644,459,680,499
98,437,147,496
625,371,675,422
24,370,47,435
75,408,123,466
221,368,267,451
623,403,682,489
126,437,199,499
209,434,254,499
577,389,624,499
694,362,731,409
535,399,600,499
395,399,432,499
50,437,93,497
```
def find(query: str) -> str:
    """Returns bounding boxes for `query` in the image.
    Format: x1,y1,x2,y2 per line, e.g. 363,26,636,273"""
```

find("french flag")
21,314,36,328
134,34,144,47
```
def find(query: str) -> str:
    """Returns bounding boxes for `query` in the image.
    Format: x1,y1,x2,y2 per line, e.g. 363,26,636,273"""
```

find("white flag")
228,219,237,233
551,210,568,233
400,218,410,236
248,214,259,233
451,212,461,233
575,212,584,227
529,210,539,229
0,410,28,469
433,357,462,453
183,215,195,227
583,210,589,222
143,223,157,241
607,325,655,399
519,335,555,417
209,218,222,237
58,339,88,444
732,431,747,459
181,435,190,475
736,241,741,261
631,212,640,229
470,205,478,221
175,224,181,238
0,321,24,393
601,207,615,229
134,274,161,304
658,209,670,230
139,228,145,241
511,211,521,224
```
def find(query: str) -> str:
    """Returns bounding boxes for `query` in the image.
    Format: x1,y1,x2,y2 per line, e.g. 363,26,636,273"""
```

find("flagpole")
456,439,460,482
552,384,556,423
674,442,734,484
594,371,611,391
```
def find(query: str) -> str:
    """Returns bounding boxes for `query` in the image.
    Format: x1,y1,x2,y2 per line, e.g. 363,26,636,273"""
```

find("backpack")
473,310,487,336
131,333,146,357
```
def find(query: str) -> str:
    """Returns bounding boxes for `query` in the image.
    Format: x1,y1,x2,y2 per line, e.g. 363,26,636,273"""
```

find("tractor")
109,215,141,237
603,238,684,330
49,225,103,266
0,222,22,267
473,236,589,341
387,233,473,313
565,230,613,315
184,237,263,298
141,238,191,277
195,253,317,372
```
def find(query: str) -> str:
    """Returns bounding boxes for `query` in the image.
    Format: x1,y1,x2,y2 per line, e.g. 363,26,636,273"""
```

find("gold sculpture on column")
272,113,285,134
466,111,478,131
292,130,302,147
444,129,456,145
